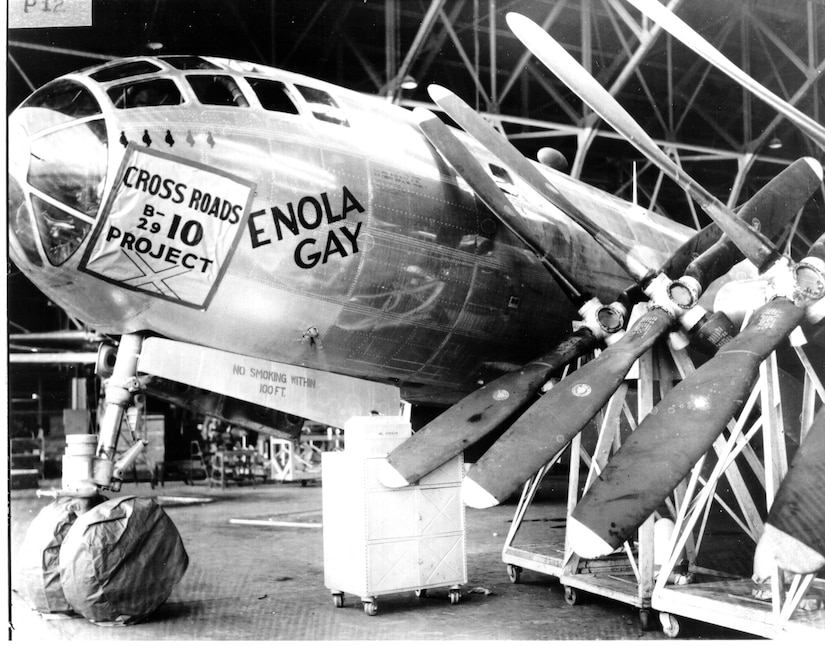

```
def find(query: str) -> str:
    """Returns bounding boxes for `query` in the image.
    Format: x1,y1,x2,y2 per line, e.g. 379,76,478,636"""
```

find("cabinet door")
419,534,466,587
416,487,463,536
366,489,417,540
367,538,420,592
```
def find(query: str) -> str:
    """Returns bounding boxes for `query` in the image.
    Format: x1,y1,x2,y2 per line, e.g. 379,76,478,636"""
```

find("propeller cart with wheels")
385,33,824,633
501,319,699,633
649,325,825,639
495,11,825,638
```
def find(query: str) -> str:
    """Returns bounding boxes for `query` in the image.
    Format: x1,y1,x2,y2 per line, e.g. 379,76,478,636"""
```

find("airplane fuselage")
8,56,691,404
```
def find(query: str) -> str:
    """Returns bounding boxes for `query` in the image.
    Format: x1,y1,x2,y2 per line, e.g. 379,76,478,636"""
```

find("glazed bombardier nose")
8,79,109,267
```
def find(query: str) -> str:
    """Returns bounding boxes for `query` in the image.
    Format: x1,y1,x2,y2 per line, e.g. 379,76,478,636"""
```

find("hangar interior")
9,0,825,474
7,0,825,640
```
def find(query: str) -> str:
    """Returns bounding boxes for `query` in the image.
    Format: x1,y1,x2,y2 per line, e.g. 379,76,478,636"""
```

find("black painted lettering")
294,238,320,269
298,196,322,230
147,242,165,259
123,166,138,187
188,188,202,210
105,226,122,242
147,174,162,195
340,221,362,253
273,204,299,240
173,182,186,204
166,247,181,263
322,192,343,223
322,229,346,263
135,169,151,192
248,209,271,248
342,185,365,217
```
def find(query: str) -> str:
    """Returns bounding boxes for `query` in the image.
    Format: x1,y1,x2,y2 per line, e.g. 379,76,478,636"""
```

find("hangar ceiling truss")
371,0,824,249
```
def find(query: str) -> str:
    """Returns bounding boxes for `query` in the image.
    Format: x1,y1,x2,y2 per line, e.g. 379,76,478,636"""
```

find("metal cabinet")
322,445,466,615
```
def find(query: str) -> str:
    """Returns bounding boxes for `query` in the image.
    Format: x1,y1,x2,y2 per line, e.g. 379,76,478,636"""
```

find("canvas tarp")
59,495,188,625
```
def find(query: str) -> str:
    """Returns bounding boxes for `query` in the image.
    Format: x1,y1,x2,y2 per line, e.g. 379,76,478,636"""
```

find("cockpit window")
186,75,250,107
28,119,107,217
90,60,162,82
245,78,299,114
160,56,220,70
21,79,101,119
8,176,43,267
295,85,349,126
108,78,183,109
30,195,92,266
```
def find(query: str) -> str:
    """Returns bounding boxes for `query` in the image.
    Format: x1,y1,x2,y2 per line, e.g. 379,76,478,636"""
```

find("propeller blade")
753,408,825,579
432,83,819,289
568,298,806,557
426,83,735,354
463,305,673,508
428,84,655,286
671,158,823,288
429,82,821,355
379,328,600,488
413,106,589,308
381,108,626,489
505,12,781,274
568,234,825,558
624,0,825,151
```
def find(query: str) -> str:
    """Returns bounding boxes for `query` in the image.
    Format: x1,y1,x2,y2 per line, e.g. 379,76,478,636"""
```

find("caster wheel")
449,589,461,605
363,601,378,616
639,608,653,631
564,585,580,606
332,593,344,608
507,564,522,584
415,589,427,598
660,612,680,638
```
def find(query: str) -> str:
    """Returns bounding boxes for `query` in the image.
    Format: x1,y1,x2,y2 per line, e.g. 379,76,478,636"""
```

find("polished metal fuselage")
8,58,691,404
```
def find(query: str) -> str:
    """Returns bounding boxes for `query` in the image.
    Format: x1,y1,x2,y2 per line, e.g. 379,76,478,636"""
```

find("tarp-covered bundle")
15,497,91,614
59,495,189,625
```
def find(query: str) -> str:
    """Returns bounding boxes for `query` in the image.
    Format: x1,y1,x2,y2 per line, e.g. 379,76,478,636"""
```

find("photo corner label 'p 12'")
79,144,256,309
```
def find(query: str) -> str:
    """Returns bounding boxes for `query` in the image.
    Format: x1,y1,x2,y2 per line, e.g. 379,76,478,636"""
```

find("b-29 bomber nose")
8,78,109,268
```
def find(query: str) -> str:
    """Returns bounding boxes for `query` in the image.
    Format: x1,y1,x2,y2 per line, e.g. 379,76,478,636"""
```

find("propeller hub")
643,273,696,317
794,256,825,304
596,301,627,334
667,275,702,309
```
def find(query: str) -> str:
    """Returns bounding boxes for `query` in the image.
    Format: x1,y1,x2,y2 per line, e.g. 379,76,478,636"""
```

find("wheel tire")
415,589,427,598
364,601,377,616
564,585,579,606
449,590,460,605
660,612,680,638
332,593,344,608
507,564,522,584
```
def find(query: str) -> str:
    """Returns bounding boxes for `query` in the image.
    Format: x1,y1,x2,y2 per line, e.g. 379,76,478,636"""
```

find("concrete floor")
9,476,750,641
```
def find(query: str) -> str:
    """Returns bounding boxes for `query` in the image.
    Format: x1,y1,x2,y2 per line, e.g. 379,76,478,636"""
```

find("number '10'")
167,214,204,246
